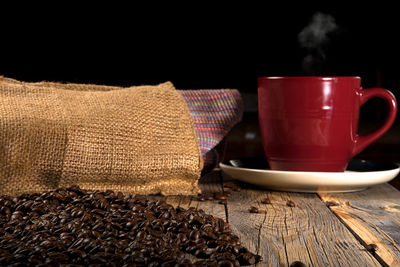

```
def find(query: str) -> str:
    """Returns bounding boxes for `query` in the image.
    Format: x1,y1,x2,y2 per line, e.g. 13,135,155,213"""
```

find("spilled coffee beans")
290,261,306,267
366,243,378,254
286,200,296,207
260,197,271,204
248,206,259,213
0,186,262,266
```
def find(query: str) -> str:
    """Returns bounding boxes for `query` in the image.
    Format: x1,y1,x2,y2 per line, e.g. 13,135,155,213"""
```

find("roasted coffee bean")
99,199,109,209
325,201,339,207
213,192,227,200
231,245,241,255
177,233,188,242
194,247,208,259
53,192,66,201
249,206,259,213
216,243,231,253
197,194,207,202
189,230,200,241
218,234,230,242
238,252,256,265
200,194,214,201
218,259,235,267
190,215,205,226
366,243,378,253
0,186,262,266
255,254,263,262
261,197,271,204
223,182,239,189
223,189,232,196
211,251,236,261
286,200,296,207
290,260,307,267
206,239,218,248
218,199,227,205
116,191,124,200
10,211,23,222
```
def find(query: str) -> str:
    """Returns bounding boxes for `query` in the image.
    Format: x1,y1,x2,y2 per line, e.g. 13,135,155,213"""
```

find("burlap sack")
0,76,203,196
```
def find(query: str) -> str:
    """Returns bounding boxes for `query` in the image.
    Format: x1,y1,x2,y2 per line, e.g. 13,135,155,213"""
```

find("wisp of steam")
298,12,338,75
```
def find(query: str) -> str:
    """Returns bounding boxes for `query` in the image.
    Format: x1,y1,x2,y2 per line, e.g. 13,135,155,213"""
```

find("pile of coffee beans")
0,186,262,266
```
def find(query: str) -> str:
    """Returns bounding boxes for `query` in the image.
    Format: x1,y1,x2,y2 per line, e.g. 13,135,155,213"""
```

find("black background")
1,5,399,91
1,5,399,144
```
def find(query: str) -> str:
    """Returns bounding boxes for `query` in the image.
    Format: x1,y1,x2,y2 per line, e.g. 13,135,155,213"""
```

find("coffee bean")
205,194,214,201
214,192,227,200
189,230,200,241
223,182,242,192
99,199,109,209
223,189,232,196
238,252,256,265
160,211,171,219
286,200,296,207
117,191,124,200
261,197,271,204
53,192,66,201
218,199,227,205
177,233,188,242
325,201,339,207
211,251,236,261
194,248,208,259
218,259,235,267
290,260,307,267
197,193,216,201
223,183,233,188
249,206,259,213
366,243,378,253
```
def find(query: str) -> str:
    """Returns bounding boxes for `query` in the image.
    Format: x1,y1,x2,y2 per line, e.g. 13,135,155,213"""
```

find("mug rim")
258,76,361,81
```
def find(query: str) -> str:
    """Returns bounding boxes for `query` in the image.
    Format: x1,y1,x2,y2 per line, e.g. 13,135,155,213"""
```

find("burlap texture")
0,77,203,196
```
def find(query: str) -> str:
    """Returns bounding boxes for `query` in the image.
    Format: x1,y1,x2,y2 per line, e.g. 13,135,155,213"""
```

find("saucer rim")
219,158,400,193
220,158,400,174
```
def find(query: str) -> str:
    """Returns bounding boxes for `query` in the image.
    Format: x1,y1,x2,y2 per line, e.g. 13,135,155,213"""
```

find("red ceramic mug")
258,76,397,172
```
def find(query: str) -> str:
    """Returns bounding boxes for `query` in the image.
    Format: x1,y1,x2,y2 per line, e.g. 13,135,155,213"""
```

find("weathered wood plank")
319,183,400,266
162,170,226,222
223,172,381,266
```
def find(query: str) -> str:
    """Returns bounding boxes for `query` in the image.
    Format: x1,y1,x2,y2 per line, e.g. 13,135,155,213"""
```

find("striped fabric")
180,89,244,165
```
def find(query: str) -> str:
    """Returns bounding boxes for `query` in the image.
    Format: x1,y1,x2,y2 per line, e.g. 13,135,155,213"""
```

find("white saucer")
219,158,400,193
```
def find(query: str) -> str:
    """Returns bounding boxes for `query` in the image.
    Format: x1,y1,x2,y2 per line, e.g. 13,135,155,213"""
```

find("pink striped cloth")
180,89,244,166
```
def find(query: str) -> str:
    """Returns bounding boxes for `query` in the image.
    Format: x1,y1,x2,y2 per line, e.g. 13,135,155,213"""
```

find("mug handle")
352,88,397,156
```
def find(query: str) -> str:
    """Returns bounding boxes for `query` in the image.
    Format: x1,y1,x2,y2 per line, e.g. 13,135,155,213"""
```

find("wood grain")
319,183,400,266
163,170,226,222
223,173,381,266
156,171,400,265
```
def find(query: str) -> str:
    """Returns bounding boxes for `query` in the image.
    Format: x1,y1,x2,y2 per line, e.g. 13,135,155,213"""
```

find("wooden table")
159,170,400,266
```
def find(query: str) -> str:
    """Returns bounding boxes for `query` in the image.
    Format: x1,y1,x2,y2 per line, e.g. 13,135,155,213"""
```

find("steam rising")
298,12,338,74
